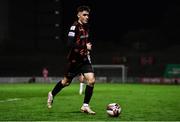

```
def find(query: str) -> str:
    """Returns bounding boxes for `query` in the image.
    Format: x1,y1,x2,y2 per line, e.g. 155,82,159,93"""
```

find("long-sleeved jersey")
67,21,91,63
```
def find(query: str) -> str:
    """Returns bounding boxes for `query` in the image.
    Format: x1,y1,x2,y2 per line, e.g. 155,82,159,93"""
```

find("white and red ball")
106,103,121,117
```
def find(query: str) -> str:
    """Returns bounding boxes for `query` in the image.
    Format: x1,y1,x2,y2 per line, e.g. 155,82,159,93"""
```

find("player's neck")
78,20,84,25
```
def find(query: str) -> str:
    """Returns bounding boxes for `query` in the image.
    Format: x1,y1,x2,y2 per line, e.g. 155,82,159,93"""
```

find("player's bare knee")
61,79,66,86
61,78,71,86
65,82,71,86
87,77,95,86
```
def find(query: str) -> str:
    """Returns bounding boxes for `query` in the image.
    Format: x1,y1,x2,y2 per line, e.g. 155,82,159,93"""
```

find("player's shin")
81,84,95,114
51,80,65,96
83,85,94,104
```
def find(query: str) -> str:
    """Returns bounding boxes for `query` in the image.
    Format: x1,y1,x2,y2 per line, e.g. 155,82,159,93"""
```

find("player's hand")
86,43,92,50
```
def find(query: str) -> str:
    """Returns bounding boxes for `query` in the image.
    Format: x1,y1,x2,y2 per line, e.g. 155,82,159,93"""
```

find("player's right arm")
67,25,87,49
67,25,76,48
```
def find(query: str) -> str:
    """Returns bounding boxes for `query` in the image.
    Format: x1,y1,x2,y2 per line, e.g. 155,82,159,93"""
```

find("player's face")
78,11,89,24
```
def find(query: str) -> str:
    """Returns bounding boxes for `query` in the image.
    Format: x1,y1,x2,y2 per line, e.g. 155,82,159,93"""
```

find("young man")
47,5,96,114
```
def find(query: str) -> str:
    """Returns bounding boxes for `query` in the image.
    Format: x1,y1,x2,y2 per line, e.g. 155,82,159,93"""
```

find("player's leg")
47,77,72,108
81,72,96,114
47,62,76,109
79,73,85,95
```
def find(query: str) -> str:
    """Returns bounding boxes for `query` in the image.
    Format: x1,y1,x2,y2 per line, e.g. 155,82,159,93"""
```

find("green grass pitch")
0,83,180,121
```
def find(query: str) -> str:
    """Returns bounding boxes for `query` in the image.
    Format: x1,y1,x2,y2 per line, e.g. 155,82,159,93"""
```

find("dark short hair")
77,5,90,13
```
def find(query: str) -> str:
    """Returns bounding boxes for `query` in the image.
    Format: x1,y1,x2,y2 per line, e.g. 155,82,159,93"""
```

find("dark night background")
0,0,180,78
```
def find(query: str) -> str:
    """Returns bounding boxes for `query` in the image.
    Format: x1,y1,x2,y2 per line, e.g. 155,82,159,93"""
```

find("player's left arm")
87,29,94,51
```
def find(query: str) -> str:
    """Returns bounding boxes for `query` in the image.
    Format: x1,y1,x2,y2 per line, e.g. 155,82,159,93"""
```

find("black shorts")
64,60,94,80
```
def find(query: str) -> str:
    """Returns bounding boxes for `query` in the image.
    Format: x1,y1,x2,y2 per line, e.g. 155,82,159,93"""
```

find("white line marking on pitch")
0,98,21,102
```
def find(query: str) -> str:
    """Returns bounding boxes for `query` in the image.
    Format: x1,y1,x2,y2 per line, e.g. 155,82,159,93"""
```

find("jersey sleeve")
67,25,86,49
67,25,76,47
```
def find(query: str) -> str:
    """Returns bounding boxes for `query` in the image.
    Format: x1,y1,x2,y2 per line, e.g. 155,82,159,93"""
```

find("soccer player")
47,5,96,114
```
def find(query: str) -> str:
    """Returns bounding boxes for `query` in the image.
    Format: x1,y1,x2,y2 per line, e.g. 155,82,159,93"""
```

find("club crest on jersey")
80,34,89,39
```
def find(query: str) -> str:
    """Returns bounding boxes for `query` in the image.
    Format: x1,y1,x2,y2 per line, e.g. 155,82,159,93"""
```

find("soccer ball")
106,103,121,117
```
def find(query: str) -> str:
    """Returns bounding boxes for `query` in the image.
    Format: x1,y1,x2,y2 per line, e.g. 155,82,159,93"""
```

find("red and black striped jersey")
67,21,91,62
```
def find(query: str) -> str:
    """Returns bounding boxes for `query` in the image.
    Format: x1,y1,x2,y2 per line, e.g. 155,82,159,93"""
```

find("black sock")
52,80,64,97
84,85,94,104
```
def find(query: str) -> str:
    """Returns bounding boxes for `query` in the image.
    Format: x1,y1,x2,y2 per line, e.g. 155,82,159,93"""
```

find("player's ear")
77,13,80,18
77,12,81,18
